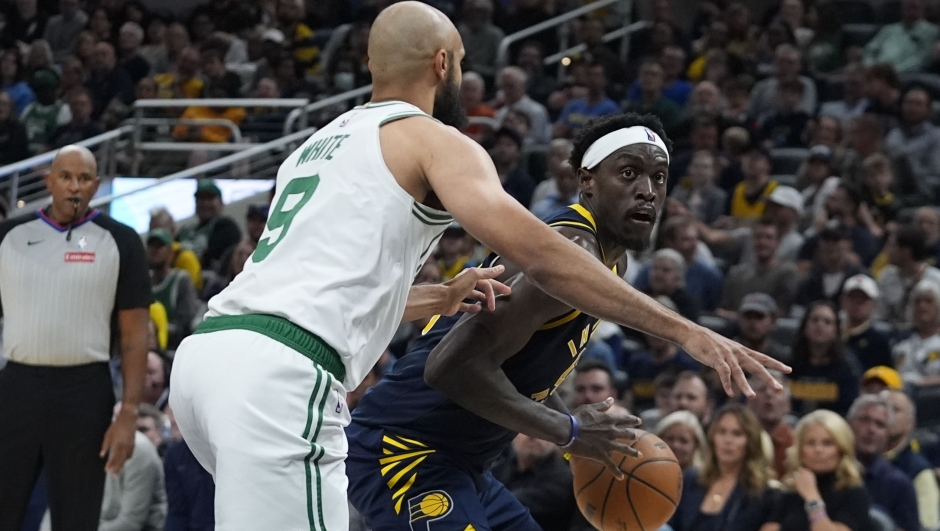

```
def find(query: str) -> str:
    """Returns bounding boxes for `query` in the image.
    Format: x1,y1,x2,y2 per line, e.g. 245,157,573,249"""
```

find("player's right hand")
681,325,791,399
440,266,512,315
565,398,642,480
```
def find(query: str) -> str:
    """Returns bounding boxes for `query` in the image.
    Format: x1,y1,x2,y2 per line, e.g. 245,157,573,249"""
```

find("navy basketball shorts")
346,422,542,531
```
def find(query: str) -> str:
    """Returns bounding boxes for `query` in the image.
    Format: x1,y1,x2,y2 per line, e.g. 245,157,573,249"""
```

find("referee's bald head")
51,145,97,174
45,144,100,224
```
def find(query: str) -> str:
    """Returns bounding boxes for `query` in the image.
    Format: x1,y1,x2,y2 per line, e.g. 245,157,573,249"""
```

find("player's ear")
432,49,448,82
577,167,595,197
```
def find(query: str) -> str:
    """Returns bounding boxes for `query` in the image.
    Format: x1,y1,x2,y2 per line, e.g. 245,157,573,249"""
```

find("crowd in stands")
5,0,940,529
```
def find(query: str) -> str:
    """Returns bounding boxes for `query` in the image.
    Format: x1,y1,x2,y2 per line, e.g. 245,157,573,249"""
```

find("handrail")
129,118,243,142
495,0,626,70
284,84,373,134
91,127,318,208
133,98,309,108
543,20,649,65
0,125,132,175
137,142,250,152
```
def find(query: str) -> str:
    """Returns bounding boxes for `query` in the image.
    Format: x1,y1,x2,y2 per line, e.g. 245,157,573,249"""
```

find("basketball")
570,430,683,531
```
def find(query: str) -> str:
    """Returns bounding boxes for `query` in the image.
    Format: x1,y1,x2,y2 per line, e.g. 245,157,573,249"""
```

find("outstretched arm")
402,266,511,323
425,228,641,477
401,122,789,396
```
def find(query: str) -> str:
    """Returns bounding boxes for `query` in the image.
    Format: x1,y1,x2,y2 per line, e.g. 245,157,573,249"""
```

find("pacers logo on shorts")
407,490,452,531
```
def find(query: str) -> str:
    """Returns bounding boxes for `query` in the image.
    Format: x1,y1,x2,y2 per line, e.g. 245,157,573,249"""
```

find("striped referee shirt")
0,208,152,366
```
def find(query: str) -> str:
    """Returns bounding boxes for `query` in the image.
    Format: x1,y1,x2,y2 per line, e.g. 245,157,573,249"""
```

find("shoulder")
91,213,141,242
0,211,40,244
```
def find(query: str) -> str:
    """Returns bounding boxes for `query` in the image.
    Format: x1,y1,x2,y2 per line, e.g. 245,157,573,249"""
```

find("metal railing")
544,19,649,80
284,84,373,134
495,0,631,71
1,125,133,209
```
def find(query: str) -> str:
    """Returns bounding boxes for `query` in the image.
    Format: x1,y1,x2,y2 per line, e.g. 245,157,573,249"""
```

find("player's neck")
370,86,434,116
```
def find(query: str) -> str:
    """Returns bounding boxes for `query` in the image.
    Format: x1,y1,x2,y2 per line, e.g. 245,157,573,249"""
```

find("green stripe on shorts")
304,369,333,530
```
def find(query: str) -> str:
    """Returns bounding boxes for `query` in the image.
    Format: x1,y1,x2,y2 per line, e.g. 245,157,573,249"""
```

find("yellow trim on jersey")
569,204,598,230
539,309,583,330
422,315,441,335
548,220,596,232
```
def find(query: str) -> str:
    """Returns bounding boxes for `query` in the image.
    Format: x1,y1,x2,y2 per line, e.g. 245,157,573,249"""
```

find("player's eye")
654,172,666,183
621,168,635,179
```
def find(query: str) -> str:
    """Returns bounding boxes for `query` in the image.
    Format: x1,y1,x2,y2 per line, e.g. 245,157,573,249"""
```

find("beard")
622,232,650,254
432,66,467,129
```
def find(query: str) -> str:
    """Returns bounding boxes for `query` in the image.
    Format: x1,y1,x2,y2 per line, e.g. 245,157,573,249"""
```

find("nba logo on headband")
646,129,656,142
580,126,671,169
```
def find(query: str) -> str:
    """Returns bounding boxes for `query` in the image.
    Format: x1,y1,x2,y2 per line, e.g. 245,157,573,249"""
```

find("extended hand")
440,266,512,315
565,398,642,480
100,405,137,476
681,326,791,397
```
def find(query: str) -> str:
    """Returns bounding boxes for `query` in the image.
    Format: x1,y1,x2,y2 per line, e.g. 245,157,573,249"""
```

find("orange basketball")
570,430,683,531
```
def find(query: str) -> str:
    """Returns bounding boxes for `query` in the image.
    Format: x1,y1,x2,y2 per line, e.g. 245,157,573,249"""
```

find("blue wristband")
559,413,579,448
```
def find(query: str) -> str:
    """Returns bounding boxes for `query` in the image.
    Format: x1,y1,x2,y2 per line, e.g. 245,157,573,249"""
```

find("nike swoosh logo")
27,240,43,245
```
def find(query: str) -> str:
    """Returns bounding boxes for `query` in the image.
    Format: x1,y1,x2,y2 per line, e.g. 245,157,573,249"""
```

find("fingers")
477,278,497,311
458,302,481,313
600,454,625,481
99,429,112,459
610,440,641,458
728,354,754,398
593,397,614,412
715,357,734,397
471,265,504,280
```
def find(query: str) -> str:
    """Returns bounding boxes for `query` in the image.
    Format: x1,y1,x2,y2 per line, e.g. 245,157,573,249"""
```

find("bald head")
369,1,463,86
46,145,100,224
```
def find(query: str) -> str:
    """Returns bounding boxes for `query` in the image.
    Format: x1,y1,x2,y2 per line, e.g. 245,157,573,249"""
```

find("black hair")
819,223,850,242
896,224,930,262
575,357,615,383
569,112,672,170
792,300,845,369
1,48,25,83
837,181,863,209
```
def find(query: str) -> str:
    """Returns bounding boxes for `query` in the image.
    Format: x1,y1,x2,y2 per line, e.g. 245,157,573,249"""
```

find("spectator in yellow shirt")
149,207,203,291
277,0,320,77
154,47,203,100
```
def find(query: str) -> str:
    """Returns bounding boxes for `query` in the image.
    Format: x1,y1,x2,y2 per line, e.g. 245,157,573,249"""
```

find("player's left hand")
100,404,137,476
681,325,791,398
441,266,512,315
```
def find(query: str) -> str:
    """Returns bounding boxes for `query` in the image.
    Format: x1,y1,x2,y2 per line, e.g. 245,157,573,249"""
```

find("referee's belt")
194,314,346,382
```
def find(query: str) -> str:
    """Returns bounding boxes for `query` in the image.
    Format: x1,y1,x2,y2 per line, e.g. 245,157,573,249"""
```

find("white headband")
581,126,670,169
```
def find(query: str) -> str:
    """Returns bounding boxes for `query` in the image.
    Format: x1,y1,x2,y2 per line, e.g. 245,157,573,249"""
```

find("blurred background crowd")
3,0,940,529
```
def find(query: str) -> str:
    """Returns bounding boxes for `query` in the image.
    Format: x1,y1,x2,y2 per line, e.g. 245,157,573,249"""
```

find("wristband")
559,413,579,448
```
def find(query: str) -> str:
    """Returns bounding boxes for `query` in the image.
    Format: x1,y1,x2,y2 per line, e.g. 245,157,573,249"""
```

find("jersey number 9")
252,175,320,263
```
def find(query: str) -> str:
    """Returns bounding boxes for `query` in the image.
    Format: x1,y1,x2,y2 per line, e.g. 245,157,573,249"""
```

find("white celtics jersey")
207,101,453,390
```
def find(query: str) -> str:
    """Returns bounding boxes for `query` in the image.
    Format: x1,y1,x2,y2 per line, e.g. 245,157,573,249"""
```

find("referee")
0,145,152,530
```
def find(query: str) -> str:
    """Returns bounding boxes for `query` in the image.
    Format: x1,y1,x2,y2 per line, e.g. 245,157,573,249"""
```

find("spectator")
718,218,799,317
841,275,894,371
876,225,940,327
723,76,753,129
494,66,550,145
0,91,29,165
147,229,199,349
645,249,701,321
48,87,103,148
860,366,904,394
176,181,242,271
41,0,86,62
802,184,881,269
656,410,708,471
74,31,98,72
152,22,190,77
680,81,726,134
640,371,678,428
864,0,939,73
172,50,246,144
136,403,166,450
670,371,714,425
457,0,504,79
746,370,793,479
491,433,576,531
669,117,722,191
514,40,555,106
530,141,578,220
59,56,85,98
892,279,940,385
138,18,167,74
885,87,940,185
553,62,618,139
571,359,618,408
117,22,151,85
819,64,868,130
748,44,817,123
758,78,810,148
148,208,203,292
805,1,845,75
623,60,682,137
628,45,694,108
21,69,70,154
1,48,36,116
862,65,902,126
884,388,940,531
99,406,167,531
788,301,860,417
794,225,868,311
85,42,135,121
734,293,790,361
0,145,151,531
860,154,900,233
0,0,47,49
671,404,773,531
491,126,535,206
163,439,215,531
277,0,320,76
626,299,700,411
460,72,496,144
143,351,168,409
155,47,203,100
574,17,627,93
670,151,728,225
847,393,921,531
636,216,724,312
727,146,778,224
88,8,112,43
799,145,840,231
435,223,477,281
914,206,940,267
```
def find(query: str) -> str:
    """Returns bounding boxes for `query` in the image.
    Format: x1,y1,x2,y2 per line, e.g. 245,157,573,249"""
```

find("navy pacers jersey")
351,204,611,471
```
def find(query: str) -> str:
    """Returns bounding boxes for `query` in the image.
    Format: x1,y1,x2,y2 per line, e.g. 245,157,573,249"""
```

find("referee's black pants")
0,361,114,531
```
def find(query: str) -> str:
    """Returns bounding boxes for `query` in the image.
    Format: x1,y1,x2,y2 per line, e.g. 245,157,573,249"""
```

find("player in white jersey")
170,2,791,530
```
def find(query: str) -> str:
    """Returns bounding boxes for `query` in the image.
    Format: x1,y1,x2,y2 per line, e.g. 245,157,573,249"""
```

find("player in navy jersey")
347,113,761,531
